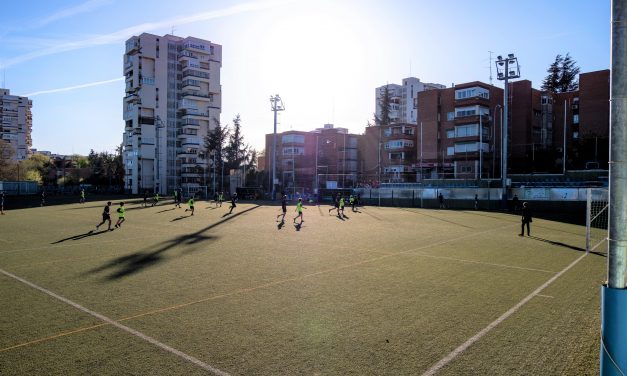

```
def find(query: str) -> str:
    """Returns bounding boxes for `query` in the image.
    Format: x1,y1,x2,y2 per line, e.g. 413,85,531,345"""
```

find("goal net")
586,188,609,253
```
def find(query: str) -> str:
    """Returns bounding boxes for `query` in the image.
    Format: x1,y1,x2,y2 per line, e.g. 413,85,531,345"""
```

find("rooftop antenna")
171,26,176,35
488,51,493,85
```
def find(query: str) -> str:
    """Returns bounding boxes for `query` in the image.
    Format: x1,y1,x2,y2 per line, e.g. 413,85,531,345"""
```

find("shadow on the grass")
51,229,110,243
157,208,177,213
87,205,260,280
527,236,606,257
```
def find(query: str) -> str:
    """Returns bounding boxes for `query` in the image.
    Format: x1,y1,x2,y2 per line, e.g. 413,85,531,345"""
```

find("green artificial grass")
0,199,605,375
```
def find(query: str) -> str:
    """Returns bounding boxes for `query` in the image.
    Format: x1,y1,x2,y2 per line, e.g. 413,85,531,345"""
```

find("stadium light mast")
270,94,285,201
601,1,627,375
495,53,520,208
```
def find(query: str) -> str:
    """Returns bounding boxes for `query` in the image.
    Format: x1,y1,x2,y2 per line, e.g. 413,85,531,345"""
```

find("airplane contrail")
22,77,124,97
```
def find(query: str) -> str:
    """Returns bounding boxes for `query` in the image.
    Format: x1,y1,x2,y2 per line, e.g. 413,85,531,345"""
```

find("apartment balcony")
181,91,212,101
177,51,196,62
454,114,491,124
124,93,141,103
125,39,140,54
454,96,490,106
124,60,133,73
181,81,201,90
182,70,210,82
179,109,210,119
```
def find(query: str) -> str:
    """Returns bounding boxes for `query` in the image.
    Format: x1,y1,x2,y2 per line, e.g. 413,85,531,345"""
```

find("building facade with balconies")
264,124,360,194
0,88,32,161
375,77,445,125
359,123,418,185
122,33,221,194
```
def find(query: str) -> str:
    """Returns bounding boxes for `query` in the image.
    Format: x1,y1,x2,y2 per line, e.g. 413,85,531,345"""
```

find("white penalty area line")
420,252,587,376
0,268,230,376
410,252,555,274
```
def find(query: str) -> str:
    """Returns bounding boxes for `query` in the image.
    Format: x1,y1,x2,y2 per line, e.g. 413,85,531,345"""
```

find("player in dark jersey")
96,202,113,231
277,194,288,222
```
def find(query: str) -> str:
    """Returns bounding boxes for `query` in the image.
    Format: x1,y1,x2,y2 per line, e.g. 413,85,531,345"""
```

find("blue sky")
0,0,611,155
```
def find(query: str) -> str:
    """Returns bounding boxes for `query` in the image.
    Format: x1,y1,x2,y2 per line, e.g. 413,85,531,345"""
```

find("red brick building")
416,82,503,179
264,124,360,194
359,123,418,185
409,70,609,178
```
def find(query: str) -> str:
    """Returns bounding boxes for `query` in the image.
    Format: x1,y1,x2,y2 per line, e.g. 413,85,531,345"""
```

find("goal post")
586,187,609,253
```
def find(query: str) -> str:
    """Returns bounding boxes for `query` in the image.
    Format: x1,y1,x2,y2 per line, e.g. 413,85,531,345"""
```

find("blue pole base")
601,285,627,375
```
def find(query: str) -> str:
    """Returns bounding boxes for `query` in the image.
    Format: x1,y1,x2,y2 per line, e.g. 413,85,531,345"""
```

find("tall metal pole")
343,132,346,189
270,95,284,201
601,3,627,375
420,121,424,208
479,113,483,180
315,135,319,194
608,0,627,290
502,62,509,205
272,106,277,200
563,99,568,174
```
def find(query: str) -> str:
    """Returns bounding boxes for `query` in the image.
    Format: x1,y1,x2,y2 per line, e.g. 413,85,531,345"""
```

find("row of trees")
204,114,259,187
0,140,124,188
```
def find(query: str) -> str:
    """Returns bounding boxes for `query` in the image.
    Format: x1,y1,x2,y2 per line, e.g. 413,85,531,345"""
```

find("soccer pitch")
0,199,605,375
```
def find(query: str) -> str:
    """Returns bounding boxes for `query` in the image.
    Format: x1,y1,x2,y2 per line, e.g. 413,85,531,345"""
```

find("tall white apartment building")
375,77,445,124
122,33,221,195
0,88,32,161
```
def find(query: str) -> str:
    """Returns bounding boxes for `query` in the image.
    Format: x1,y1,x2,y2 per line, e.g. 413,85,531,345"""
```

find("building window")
455,124,479,138
455,87,489,100
573,114,579,124
446,130,455,139
447,112,455,121
281,134,305,144
573,131,579,139
447,146,455,156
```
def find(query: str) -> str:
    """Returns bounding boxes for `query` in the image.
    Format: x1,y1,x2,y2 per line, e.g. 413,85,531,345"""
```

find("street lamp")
495,53,520,207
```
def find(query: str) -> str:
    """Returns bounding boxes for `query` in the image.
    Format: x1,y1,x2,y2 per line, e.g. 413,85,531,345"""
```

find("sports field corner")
0,198,605,375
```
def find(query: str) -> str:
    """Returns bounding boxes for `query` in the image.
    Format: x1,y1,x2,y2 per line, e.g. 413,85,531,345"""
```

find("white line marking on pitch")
0,268,230,376
410,252,555,274
420,252,587,376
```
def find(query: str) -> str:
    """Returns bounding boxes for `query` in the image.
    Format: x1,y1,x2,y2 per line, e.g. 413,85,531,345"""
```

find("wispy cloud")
1,0,292,69
0,0,112,40
22,77,123,97
34,0,113,28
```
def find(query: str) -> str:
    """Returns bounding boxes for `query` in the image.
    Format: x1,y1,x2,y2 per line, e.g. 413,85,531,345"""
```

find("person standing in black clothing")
228,193,238,214
512,194,520,212
520,202,532,236
277,194,287,222
328,193,340,216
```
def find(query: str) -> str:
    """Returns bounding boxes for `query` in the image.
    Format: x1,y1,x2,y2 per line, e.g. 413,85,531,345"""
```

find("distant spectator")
474,194,479,210
512,194,520,211
520,202,532,236
438,193,445,209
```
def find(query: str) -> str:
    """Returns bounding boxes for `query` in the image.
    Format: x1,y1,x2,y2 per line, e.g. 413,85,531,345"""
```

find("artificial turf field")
0,199,606,375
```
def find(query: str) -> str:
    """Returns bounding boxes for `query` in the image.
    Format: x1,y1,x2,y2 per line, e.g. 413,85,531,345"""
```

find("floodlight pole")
270,94,285,201
495,54,520,209
601,1,627,375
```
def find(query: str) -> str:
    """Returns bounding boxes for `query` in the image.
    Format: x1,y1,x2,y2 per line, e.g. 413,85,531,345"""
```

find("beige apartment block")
122,33,222,195
0,88,32,161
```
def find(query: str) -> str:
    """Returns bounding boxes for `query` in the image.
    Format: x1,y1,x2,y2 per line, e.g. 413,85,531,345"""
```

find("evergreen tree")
558,53,580,92
225,114,247,171
541,53,580,93
375,85,392,126
541,54,562,92
204,117,229,177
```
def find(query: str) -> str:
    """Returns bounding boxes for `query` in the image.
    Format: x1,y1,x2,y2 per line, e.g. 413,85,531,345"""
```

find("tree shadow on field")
170,215,190,222
52,229,110,243
157,208,176,213
527,236,606,257
86,205,260,280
